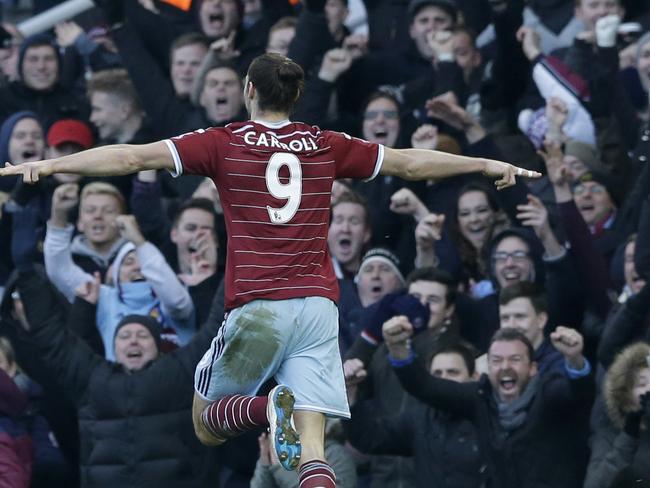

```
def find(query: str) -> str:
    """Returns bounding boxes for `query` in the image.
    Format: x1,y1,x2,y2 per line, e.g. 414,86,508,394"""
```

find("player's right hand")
0,161,51,184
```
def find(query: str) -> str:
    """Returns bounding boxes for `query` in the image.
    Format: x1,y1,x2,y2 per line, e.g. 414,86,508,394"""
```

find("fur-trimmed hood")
603,342,650,429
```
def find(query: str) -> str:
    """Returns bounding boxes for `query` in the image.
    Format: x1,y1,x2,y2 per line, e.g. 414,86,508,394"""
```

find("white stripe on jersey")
231,220,327,226
227,173,332,182
235,250,325,256
230,204,329,211
307,146,332,155
236,263,322,269
276,130,320,139
232,125,254,133
225,157,270,163
232,235,326,241
229,188,330,196
235,278,290,282
235,285,333,296
227,173,266,179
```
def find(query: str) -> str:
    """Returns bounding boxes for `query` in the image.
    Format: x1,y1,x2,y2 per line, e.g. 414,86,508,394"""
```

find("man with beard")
384,323,594,488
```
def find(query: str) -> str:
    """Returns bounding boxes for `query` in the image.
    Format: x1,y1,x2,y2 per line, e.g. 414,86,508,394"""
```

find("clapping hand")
74,272,102,305
550,326,585,369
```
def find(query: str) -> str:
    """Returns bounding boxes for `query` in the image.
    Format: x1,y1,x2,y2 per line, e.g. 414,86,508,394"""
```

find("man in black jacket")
383,322,594,488
1,264,224,486
344,340,485,488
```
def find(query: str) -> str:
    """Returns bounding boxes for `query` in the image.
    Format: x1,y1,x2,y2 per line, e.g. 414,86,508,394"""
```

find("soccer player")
0,53,540,488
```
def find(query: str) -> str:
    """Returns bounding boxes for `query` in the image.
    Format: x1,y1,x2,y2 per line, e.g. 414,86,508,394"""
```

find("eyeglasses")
363,110,399,120
492,250,530,264
573,184,606,196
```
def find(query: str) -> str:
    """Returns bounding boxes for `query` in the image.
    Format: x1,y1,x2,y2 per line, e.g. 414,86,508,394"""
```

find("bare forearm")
48,145,142,176
384,148,485,181
400,149,485,180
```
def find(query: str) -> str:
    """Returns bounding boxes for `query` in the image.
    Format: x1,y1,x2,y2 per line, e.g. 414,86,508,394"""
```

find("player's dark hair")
405,266,457,305
489,327,535,362
499,281,547,314
247,53,304,114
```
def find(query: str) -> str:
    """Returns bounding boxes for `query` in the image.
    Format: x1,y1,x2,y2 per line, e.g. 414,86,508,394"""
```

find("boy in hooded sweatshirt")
47,198,195,359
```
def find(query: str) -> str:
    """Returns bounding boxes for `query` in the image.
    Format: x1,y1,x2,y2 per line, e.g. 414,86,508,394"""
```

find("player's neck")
249,108,290,124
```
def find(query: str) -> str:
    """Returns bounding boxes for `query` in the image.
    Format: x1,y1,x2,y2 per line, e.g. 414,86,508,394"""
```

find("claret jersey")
165,120,384,310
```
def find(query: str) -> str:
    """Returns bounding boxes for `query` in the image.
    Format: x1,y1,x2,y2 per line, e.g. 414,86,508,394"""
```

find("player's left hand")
482,159,541,190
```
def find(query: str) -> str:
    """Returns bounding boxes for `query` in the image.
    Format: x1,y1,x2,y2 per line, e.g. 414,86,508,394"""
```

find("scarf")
494,375,539,431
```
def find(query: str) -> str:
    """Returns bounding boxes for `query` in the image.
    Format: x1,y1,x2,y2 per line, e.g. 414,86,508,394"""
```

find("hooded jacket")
95,241,195,360
0,34,87,129
44,222,126,302
584,344,650,488
0,110,42,193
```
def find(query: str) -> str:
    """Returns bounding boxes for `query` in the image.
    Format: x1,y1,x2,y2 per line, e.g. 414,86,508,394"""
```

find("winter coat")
0,370,32,488
0,270,223,488
393,361,594,488
346,399,484,488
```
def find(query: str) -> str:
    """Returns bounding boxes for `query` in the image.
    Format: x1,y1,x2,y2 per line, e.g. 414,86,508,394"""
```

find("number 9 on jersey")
266,152,302,224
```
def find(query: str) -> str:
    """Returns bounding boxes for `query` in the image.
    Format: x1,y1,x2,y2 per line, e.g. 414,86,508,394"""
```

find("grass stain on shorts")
222,306,282,385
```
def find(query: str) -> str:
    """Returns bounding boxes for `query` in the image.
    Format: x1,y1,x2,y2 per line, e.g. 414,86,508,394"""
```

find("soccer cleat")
267,385,301,471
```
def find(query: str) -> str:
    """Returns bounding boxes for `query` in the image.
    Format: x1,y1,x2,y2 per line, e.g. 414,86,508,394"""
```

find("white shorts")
194,296,350,419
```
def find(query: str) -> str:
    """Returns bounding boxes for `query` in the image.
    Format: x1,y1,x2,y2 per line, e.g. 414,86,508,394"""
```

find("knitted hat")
114,314,162,352
407,0,458,23
563,139,608,174
358,247,406,285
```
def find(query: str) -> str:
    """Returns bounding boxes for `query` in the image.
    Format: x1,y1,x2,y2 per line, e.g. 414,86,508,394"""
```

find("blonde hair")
80,182,126,214
604,342,650,429
87,69,141,112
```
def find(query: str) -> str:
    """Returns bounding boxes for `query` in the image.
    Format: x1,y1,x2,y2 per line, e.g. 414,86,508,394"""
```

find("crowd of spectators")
0,0,650,486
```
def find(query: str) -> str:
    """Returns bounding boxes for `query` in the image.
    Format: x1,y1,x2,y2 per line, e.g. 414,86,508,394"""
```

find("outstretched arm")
380,146,540,190
0,142,175,183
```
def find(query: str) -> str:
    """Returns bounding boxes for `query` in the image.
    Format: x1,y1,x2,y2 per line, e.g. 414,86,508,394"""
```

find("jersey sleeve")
164,127,227,178
326,131,384,181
